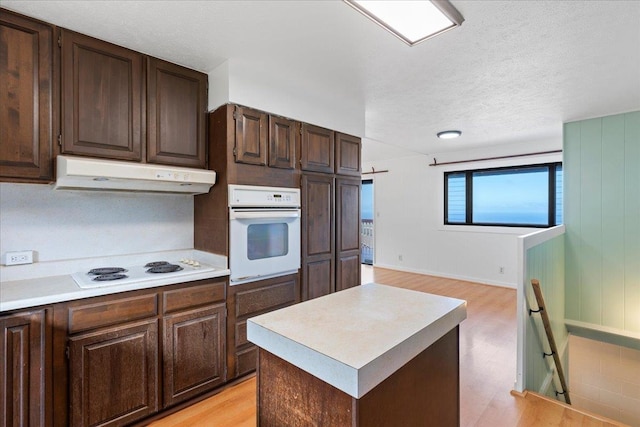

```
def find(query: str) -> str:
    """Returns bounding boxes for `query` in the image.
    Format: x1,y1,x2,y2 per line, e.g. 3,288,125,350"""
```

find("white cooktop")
71,259,217,289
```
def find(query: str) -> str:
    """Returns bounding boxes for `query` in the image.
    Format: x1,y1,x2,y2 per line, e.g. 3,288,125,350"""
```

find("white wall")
208,59,365,137
364,141,562,288
0,183,193,264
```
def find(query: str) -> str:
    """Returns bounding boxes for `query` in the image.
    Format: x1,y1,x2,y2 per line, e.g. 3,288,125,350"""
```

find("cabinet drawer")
235,280,296,318
68,294,158,334
163,280,226,314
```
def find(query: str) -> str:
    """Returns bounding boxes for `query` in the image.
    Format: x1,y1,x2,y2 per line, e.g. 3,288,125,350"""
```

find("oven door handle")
230,209,300,220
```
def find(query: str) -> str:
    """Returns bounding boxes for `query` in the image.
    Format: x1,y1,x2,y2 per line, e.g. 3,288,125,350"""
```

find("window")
247,223,289,259
445,163,563,227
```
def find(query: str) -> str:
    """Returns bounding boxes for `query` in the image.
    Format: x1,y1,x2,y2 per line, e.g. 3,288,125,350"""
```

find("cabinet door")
300,124,334,173
336,177,361,291
147,58,207,168
335,133,361,176
61,29,143,161
234,105,267,165
0,10,55,182
268,115,297,169
163,304,226,407
0,309,46,427
337,252,361,292
304,258,334,300
301,174,335,300
68,319,158,427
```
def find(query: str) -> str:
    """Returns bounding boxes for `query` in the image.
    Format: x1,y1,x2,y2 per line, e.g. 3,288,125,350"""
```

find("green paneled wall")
564,111,640,333
525,234,567,394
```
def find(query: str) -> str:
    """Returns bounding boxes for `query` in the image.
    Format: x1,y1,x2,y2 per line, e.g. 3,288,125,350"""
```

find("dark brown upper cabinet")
232,106,297,170
234,105,268,166
147,58,207,168
61,29,144,161
300,123,334,174
0,10,56,182
335,132,362,176
60,29,208,168
268,115,297,169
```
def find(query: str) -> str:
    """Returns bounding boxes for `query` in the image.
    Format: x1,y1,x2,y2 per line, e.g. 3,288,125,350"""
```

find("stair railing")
527,279,571,404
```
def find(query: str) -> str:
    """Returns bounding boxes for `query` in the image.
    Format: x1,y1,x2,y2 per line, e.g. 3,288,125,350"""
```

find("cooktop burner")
146,264,183,274
144,261,170,268
93,273,128,282
88,267,127,275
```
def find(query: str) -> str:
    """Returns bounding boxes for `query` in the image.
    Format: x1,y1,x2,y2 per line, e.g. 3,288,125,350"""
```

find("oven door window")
247,223,289,260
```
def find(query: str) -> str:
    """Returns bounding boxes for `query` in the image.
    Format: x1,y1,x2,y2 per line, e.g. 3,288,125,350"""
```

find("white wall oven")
228,185,301,285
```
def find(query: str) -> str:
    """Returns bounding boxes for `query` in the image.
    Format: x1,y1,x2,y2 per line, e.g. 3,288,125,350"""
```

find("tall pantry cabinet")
300,126,362,300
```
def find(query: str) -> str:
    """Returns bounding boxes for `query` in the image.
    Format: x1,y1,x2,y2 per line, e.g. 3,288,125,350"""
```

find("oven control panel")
228,184,301,208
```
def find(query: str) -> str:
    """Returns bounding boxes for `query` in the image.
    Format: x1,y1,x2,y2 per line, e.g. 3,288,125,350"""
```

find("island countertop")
247,282,467,399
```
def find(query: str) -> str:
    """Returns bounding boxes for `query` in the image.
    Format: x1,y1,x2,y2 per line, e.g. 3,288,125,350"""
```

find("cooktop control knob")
180,258,201,268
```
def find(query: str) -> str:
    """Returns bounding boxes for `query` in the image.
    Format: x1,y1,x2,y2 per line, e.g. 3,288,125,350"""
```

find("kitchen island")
247,282,467,426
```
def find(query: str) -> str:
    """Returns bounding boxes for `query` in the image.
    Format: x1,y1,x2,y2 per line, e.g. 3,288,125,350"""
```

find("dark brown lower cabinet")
226,274,299,380
56,278,227,427
0,309,48,427
68,320,159,427
163,304,226,407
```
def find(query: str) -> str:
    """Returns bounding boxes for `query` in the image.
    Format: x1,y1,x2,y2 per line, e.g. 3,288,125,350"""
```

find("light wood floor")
149,267,626,427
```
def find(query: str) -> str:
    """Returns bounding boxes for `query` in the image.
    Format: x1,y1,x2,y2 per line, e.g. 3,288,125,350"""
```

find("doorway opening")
361,179,374,265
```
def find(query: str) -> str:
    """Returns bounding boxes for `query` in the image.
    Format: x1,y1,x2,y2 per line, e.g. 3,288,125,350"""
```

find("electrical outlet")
398,254,403,261
4,250,34,266
499,266,505,274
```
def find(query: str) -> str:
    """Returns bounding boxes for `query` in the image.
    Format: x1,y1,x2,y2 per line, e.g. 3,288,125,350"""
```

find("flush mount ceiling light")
437,130,462,139
344,0,464,46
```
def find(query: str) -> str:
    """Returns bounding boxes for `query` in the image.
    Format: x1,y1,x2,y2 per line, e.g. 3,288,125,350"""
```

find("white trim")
438,224,548,235
565,320,640,341
522,225,566,250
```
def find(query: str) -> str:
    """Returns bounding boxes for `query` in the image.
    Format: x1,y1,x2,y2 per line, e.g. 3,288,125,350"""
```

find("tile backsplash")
569,334,640,426
0,183,194,263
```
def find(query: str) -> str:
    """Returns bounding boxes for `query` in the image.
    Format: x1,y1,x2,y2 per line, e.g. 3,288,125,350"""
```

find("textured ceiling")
4,0,640,162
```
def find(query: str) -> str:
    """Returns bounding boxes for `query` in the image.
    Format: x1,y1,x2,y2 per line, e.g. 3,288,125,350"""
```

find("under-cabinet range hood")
54,156,216,195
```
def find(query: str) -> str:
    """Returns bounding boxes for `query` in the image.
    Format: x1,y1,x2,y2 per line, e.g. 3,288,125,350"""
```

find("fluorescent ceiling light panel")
346,0,464,46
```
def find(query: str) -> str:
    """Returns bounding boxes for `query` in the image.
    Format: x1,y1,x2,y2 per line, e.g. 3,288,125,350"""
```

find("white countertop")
247,283,467,399
0,250,230,312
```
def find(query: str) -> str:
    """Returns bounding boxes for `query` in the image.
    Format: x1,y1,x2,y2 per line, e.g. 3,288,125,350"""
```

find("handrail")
528,279,571,404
